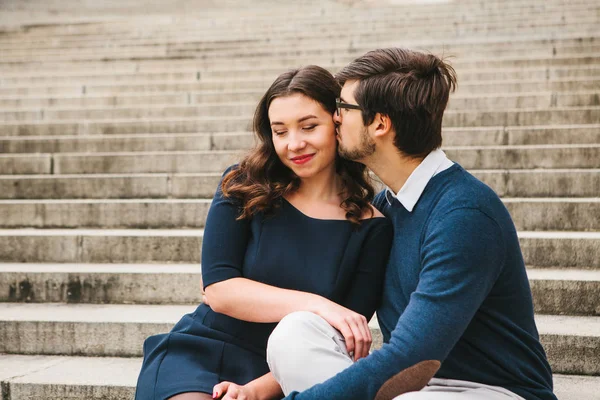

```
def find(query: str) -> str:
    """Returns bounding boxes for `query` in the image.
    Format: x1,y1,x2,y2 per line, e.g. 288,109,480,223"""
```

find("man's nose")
333,112,342,125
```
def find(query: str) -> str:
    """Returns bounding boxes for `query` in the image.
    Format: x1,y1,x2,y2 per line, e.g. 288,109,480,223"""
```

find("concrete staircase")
0,0,599,398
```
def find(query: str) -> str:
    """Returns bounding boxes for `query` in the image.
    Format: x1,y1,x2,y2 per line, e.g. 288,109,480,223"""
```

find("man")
266,48,557,400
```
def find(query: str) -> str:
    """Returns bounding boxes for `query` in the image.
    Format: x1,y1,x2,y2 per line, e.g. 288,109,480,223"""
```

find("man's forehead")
341,80,360,100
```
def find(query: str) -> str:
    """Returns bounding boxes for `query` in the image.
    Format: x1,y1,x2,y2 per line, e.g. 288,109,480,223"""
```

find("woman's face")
268,93,337,179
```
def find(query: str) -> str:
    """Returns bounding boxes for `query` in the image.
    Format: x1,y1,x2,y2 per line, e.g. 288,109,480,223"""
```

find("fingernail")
213,392,218,399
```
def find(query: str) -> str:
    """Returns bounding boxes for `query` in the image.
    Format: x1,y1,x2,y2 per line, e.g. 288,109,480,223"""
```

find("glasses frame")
336,98,362,116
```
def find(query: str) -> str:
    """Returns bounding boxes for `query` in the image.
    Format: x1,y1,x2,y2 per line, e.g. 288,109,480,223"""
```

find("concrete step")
1,15,596,42
1,264,598,315
0,2,594,29
0,229,204,263
0,77,597,97
1,8,596,39
0,229,597,267
0,132,239,153
2,145,597,175
1,124,599,154
0,354,139,399
2,30,598,55
0,169,597,200
528,269,600,315
202,64,600,82
443,106,600,127
2,26,600,63
2,20,597,52
1,51,598,74
2,106,599,136
0,303,598,375
2,64,599,85
3,39,599,66
0,173,221,200
149,43,600,64
2,93,600,122
502,198,600,231
0,132,217,153
3,89,600,112
0,92,190,109
471,169,600,198
0,263,202,304
0,198,598,231
0,354,594,400
0,116,250,136
2,64,600,86
0,199,211,229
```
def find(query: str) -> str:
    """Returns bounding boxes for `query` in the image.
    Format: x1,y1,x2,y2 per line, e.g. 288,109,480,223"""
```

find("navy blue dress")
135,169,393,400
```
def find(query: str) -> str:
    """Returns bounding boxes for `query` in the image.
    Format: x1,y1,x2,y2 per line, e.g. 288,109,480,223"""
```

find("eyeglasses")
335,98,362,116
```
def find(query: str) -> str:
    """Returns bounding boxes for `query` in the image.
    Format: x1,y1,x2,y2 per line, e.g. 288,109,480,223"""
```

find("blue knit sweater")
284,164,556,400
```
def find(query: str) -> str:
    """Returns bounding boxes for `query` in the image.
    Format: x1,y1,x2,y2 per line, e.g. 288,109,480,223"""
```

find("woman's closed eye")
302,125,317,131
273,130,287,136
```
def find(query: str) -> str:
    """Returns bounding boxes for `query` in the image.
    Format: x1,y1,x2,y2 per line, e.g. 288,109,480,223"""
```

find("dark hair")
221,65,375,225
336,48,457,158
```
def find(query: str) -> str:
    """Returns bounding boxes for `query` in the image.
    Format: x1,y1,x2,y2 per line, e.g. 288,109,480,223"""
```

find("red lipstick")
290,154,315,165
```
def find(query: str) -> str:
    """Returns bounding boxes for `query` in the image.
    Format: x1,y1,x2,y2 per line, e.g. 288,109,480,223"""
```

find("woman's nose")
288,134,306,151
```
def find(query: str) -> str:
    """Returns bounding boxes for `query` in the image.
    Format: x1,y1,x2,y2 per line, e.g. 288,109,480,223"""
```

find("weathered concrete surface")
0,198,598,231
0,263,202,304
0,199,212,228
0,229,203,263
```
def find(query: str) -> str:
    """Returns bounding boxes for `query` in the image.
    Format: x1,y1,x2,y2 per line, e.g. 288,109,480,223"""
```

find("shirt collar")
385,149,453,212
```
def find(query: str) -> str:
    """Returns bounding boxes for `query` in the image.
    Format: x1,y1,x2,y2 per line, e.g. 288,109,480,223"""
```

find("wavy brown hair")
221,65,375,225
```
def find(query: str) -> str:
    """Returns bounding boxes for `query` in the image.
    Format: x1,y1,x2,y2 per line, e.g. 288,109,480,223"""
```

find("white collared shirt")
385,148,454,211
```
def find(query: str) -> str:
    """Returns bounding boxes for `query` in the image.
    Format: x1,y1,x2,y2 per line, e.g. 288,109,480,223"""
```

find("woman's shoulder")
360,204,386,221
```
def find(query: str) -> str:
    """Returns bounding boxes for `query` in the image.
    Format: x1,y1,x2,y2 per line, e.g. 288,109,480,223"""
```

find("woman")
135,65,393,400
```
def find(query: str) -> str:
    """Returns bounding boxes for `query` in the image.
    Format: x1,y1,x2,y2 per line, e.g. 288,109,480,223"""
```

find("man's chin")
338,146,360,162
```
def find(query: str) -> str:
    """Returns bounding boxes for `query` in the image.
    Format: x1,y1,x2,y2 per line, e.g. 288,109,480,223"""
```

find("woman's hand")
213,381,257,400
313,300,372,361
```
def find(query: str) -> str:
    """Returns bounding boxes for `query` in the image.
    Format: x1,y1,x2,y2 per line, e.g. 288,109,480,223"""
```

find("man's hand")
314,301,372,361
213,381,258,400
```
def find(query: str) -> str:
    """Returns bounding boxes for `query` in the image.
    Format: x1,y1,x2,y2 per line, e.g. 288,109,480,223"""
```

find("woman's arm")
205,277,371,360
205,277,327,322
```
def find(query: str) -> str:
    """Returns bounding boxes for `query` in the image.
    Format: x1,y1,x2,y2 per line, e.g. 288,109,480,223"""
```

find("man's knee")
267,311,328,361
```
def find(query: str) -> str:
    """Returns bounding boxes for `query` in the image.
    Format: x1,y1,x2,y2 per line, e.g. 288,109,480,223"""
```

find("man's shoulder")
433,167,502,212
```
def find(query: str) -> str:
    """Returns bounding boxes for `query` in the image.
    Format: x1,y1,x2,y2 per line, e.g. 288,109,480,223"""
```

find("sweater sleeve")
201,166,250,289
283,207,506,400
341,219,393,320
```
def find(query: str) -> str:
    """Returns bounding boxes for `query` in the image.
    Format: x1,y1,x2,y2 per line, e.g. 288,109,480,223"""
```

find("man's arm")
283,208,506,400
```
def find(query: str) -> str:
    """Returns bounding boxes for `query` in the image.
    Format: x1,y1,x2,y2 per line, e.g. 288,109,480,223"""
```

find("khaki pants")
266,311,524,399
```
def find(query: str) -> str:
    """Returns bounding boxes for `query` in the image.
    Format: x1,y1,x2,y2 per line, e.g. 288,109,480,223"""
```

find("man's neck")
363,148,424,194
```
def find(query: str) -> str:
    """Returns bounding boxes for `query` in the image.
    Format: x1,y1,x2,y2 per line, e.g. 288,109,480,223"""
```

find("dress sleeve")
201,166,251,289
341,219,393,320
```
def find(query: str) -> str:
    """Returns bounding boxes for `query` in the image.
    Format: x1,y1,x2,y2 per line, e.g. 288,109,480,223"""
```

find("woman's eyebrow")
298,115,318,123
270,115,318,126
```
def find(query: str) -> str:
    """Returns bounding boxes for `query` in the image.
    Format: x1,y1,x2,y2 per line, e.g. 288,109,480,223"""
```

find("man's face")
334,80,376,162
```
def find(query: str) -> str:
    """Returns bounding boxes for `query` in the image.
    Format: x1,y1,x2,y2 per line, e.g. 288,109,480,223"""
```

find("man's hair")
336,48,457,158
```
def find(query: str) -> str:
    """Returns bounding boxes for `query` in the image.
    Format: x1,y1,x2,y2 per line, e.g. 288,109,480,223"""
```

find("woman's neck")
292,166,342,203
